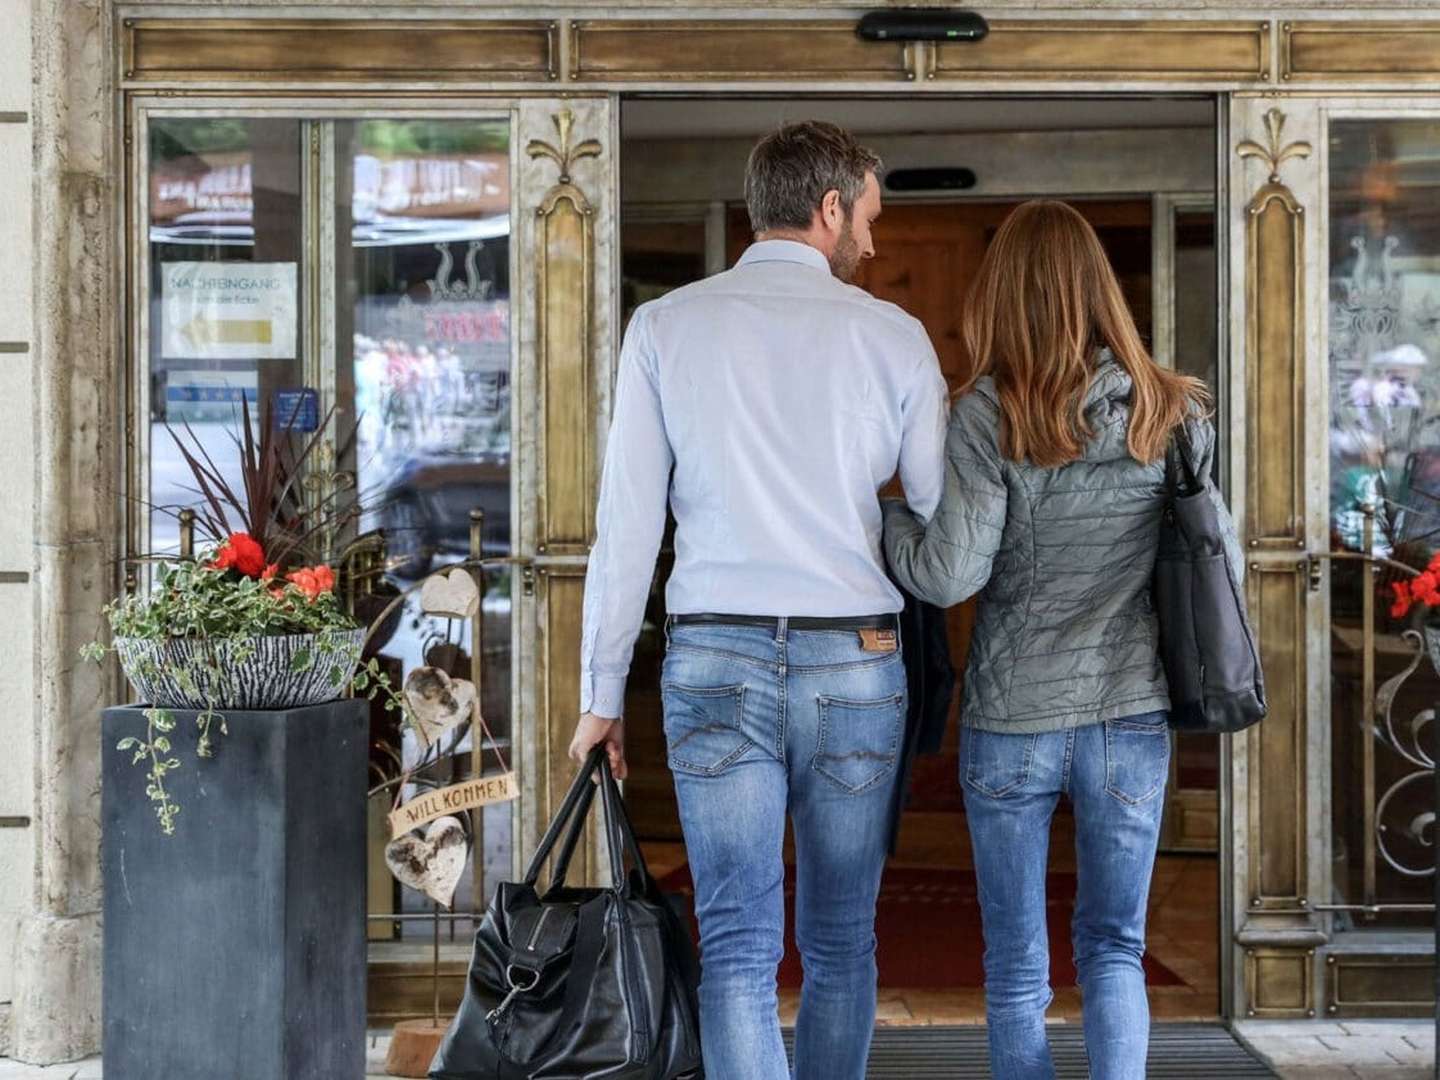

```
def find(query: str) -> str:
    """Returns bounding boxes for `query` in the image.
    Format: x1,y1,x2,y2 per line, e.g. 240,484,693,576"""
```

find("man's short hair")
744,121,882,235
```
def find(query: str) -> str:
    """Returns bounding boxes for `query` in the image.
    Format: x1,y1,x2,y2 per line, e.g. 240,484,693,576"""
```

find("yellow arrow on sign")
182,316,274,348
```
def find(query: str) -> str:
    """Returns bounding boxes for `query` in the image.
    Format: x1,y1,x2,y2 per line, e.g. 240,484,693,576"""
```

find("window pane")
147,118,304,556
1327,117,1440,931
335,118,514,931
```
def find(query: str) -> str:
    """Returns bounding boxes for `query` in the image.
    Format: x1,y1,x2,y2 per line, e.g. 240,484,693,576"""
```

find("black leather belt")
669,613,898,631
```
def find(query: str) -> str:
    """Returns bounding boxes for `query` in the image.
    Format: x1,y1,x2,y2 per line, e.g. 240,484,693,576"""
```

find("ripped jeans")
661,619,906,1080
962,711,1172,1080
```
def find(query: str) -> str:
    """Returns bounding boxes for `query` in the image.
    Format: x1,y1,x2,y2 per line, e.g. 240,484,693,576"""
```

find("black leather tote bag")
1153,434,1267,734
430,748,702,1079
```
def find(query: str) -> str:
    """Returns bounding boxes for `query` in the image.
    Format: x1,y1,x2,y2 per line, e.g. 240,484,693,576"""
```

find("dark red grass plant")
162,394,359,572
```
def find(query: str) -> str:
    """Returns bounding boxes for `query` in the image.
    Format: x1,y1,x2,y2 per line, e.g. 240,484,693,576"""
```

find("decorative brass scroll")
1239,107,1311,548
528,110,602,555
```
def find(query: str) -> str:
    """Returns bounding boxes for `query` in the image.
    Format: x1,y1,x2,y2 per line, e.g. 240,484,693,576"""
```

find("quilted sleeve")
883,391,1008,608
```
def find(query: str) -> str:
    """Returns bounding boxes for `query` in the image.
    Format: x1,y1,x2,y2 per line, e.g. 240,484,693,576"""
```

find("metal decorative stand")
339,509,518,1078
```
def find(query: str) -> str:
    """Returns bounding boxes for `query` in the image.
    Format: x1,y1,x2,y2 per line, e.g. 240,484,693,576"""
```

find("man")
568,121,947,1080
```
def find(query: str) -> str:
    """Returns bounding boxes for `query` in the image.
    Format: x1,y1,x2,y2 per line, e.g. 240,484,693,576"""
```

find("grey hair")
744,121,882,235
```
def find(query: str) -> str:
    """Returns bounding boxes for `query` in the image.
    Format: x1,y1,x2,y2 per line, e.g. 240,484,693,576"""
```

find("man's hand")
569,712,627,780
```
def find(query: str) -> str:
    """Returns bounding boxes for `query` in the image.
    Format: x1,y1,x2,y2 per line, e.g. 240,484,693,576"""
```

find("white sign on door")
161,262,298,360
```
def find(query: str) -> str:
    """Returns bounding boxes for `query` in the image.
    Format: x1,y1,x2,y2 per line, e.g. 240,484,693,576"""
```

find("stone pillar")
9,0,117,1062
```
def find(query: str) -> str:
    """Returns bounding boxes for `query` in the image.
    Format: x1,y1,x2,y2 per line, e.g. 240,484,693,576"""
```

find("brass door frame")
1314,97,1440,1019
1228,92,1440,1021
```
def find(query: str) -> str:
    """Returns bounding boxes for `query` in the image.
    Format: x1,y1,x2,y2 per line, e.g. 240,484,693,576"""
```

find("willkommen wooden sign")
388,772,518,839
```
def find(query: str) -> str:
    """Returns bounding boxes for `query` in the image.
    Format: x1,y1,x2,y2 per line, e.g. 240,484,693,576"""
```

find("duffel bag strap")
522,747,603,888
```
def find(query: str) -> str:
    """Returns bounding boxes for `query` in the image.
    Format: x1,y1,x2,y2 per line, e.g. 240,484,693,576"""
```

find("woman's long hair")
959,199,1210,467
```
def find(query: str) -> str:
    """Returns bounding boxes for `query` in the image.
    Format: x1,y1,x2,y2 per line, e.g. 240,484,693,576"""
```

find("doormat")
779,1024,1278,1078
657,864,1183,989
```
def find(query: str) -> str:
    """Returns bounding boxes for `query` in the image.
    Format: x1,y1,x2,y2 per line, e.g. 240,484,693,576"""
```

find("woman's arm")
883,391,1009,608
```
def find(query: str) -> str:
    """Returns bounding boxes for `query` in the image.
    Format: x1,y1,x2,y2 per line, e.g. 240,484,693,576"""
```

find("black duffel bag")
1153,431,1267,735
430,747,703,1080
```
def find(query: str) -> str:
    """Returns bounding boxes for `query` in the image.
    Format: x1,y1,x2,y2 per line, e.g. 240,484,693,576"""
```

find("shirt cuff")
581,674,628,720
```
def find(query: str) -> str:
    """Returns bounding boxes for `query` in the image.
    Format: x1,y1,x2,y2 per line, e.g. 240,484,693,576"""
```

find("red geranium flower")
1415,572,1440,607
1391,580,1412,620
211,532,267,579
285,564,336,603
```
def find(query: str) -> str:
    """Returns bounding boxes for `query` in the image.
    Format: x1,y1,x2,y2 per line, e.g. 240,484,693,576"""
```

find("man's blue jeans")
962,711,1171,1080
661,619,906,1080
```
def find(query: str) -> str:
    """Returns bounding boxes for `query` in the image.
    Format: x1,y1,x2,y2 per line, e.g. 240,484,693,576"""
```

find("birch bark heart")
419,568,480,619
403,667,477,747
384,816,468,908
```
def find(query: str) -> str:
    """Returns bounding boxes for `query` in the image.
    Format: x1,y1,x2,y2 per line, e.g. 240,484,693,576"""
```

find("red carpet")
657,863,1183,989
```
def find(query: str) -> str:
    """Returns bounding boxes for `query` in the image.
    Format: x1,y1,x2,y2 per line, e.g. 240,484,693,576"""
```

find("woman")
883,200,1241,1080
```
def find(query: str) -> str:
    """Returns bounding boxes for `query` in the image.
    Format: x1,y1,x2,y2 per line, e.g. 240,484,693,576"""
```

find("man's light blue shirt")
579,239,948,717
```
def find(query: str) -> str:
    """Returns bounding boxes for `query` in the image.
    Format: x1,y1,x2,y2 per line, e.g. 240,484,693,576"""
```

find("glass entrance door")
1325,112,1440,936
128,94,619,1022
137,113,516,933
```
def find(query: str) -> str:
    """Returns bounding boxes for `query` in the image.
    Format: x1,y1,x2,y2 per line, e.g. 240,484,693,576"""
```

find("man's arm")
896,331,949,523
571,307,674,775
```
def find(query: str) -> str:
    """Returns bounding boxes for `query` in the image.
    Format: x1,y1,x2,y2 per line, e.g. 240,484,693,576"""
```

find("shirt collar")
736,239,832,275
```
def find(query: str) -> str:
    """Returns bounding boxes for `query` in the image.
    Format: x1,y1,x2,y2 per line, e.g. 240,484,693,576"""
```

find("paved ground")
1233,1020,1436,1079
0,1020,1431,1078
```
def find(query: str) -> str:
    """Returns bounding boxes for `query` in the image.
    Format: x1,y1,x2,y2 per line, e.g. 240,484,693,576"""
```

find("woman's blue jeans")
661,619,906,1080
962,711,1171,1080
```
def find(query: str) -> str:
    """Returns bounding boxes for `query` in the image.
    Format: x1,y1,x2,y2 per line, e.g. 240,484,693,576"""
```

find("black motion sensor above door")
856,9,989,43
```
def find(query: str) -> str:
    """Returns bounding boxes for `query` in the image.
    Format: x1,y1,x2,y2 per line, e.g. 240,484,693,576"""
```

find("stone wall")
0,0,36,1061
5,0,114,1064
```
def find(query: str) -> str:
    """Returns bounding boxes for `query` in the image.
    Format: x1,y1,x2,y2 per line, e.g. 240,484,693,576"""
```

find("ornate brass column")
515,100,617,886
1232,101,1326,1018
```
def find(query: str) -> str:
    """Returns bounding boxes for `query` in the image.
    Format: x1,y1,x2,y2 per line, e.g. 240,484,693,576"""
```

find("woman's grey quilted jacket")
882,355,1243,734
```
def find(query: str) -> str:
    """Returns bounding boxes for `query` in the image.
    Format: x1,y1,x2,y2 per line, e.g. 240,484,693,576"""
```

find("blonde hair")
959,199,1209,467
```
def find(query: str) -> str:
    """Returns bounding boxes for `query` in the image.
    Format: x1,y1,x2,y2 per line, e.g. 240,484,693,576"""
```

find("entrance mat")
781,1024,1278,1078
658,864,1183,989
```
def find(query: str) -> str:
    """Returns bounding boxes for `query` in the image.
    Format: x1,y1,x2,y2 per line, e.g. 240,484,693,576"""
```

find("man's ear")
820,189,843,232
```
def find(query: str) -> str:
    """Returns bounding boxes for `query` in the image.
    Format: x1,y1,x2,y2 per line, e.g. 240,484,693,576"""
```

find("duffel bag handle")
522,746,604,887
597,752,655,894
522,747,657,894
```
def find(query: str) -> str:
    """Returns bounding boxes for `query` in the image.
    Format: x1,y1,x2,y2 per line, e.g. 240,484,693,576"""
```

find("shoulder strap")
1167,425,1202,496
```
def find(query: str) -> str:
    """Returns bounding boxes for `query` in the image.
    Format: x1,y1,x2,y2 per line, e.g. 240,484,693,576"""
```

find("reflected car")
379,449,510,579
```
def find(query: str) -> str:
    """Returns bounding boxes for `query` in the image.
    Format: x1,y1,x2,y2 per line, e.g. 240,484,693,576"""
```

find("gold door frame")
112,5,1440,1024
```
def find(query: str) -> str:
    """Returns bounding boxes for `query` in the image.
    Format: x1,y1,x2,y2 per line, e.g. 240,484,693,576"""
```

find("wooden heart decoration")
384,815,468,908
403,667,477,747
420,568,479,620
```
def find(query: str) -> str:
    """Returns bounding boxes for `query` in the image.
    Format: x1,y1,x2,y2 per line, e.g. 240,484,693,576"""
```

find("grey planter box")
102,700,369,1080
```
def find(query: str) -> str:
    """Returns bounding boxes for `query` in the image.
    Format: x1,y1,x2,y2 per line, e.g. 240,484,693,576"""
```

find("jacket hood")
1081,350,1137,463
972,349,1138,464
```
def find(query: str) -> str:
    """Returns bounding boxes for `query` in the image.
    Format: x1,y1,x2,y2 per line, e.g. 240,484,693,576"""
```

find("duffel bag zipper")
615,902,650,1063
526,906,553,952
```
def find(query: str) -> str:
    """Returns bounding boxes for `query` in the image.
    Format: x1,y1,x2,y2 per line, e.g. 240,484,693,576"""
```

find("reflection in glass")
146,118,305,557
144,116,516,942
335,119,514,936
1327,118,1440,930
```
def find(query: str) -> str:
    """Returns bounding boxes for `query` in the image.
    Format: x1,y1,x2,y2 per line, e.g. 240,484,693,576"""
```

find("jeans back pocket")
812,692,904,795
962,728,1037,799
662,683,750,776
1103,711,1172,806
